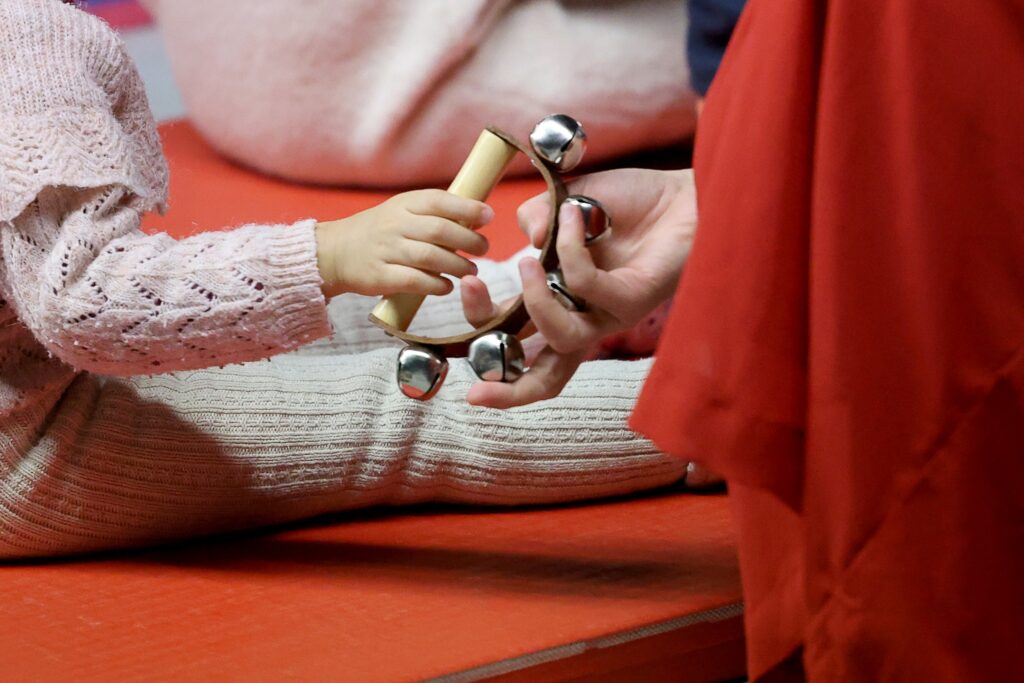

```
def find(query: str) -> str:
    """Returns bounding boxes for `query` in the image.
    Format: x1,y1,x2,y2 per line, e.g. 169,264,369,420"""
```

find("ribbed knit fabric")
0,0,685,559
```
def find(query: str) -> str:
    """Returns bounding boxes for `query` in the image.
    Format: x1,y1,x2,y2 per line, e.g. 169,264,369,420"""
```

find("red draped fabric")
632,0,1024,679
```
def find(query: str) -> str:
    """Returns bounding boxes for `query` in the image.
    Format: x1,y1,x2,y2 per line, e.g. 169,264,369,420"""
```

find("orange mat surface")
0,122,745,682
140,121,547,253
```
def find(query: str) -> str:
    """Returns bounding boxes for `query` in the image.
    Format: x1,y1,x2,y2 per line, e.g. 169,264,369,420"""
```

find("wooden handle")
370,129,518,331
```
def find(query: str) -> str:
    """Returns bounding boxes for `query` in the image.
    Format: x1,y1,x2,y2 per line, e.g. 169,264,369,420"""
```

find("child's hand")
315,190,493,298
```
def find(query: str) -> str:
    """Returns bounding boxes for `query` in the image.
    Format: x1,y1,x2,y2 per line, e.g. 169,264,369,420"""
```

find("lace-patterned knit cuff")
258,219,332,352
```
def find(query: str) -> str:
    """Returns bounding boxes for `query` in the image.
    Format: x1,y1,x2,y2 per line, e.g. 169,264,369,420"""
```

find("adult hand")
464,168,699,408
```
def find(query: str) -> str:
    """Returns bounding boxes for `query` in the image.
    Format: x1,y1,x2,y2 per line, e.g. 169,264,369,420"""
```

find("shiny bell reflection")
468,331,526,382
397,344,449,400
529,114,587,173
564,195,611,242
545,269,586,312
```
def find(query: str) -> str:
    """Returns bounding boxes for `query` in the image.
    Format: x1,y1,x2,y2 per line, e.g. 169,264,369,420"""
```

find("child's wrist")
314,220,343,298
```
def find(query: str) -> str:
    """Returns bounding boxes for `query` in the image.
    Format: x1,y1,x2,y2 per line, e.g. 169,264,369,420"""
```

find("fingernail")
559,202,578,224
518,257,539,276
480,205,495,224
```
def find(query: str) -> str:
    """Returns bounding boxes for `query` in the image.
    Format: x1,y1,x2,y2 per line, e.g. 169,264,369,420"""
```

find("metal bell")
564,195,611,242
397,344,449,400
546,269,586,312
529,114,587,173
468,331,526,382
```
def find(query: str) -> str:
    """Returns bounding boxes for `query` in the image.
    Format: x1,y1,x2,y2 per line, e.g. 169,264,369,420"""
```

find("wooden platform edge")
432,602,746,683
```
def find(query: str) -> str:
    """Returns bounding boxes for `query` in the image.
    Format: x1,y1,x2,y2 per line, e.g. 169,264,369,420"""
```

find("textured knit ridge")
0,0,168,221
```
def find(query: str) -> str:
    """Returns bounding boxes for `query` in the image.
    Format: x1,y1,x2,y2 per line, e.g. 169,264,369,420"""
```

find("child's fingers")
395,241,479,279
379,265,453,297
407,218,489,256
406,189,494,227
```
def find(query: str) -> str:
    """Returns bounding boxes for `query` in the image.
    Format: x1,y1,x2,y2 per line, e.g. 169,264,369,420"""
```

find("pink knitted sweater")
0,0,331,413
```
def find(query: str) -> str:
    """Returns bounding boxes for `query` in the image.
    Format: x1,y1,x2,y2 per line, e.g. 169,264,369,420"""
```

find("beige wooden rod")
370,129,518,331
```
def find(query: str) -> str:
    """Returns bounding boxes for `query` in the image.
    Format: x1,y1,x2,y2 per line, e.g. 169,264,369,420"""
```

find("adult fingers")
459,275,498,328
555,202,636,320
518,256,610,354
515,176,606,249
466,345,587,409
516,191,551,249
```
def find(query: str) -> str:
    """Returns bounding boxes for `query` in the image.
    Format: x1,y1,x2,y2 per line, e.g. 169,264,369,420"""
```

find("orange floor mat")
0,122,745,682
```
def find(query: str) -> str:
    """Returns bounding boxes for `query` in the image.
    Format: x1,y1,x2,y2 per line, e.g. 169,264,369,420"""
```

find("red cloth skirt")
632,0,1024,680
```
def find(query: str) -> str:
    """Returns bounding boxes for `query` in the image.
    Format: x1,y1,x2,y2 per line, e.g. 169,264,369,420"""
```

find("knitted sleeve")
0,1,330,375
0,0,168,223
0,185,331,375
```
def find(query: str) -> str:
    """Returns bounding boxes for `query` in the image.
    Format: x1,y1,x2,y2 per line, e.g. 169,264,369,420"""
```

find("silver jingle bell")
564,195,611,243
397,344,449,400
467,331,526,382
546,269,586,312
529,114,587,173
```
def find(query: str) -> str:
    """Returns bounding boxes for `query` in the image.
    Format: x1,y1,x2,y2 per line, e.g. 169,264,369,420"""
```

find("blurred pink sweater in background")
142,0,699,188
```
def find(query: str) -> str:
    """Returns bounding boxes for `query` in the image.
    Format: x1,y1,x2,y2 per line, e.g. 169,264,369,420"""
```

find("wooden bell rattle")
369,114,608,400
